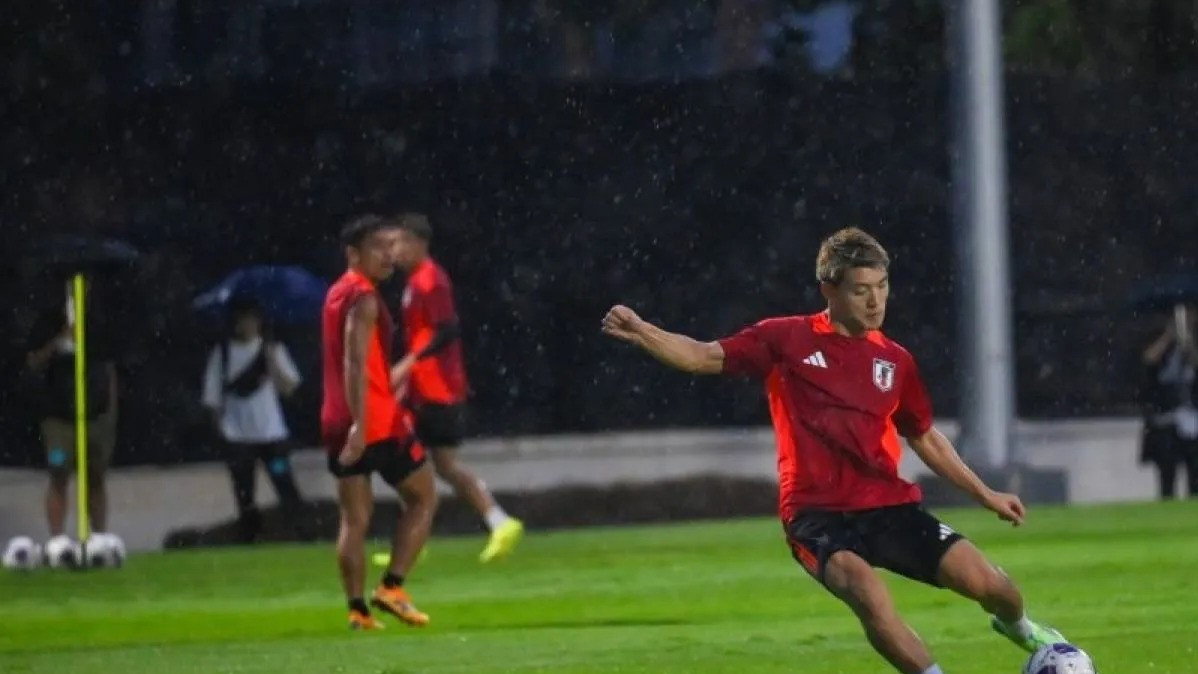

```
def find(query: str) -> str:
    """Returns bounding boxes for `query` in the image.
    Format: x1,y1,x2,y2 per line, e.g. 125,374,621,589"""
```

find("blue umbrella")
1126,271,1198,313
193,265,329,325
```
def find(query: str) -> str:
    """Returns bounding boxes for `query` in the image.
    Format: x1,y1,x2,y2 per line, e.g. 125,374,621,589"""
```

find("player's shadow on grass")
476,617,694,631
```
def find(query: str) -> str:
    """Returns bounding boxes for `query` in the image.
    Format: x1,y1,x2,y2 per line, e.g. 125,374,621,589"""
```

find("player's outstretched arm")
907,427,1026,526
602,305,725,375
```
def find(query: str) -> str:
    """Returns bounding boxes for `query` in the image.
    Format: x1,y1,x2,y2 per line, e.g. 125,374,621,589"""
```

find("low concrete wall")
0,418,1155,552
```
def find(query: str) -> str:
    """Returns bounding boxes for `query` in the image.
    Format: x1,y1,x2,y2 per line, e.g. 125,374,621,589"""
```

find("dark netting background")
1,2,1192,466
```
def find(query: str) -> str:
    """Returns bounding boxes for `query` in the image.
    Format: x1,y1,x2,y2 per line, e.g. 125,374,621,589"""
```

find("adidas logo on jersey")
938,523,955,541
802,351,828,368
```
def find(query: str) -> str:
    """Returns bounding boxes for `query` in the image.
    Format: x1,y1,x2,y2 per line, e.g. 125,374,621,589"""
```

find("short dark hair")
393,212,432,241
815,227,890,284
340,214,389,248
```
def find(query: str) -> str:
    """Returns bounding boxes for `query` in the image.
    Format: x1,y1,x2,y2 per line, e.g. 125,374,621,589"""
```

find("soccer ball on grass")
1023,642,1097,674
83,533,126,568
44,534,84,569
2,536,43,571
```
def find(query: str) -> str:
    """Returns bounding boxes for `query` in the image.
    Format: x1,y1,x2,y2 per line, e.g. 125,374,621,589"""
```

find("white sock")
1005,614,1034,639
920,666,944,674
484,505,510,531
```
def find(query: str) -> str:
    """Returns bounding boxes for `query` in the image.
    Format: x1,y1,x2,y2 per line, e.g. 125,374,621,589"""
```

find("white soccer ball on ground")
44,535,83,569
1023,642,1097,674
83,536,109,568
103,533,126,567
83,533,126,568
3,536,43,571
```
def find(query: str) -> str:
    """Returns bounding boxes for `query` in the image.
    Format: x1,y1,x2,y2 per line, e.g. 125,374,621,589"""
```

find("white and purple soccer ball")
1023,642,1097,674
2,536,43,571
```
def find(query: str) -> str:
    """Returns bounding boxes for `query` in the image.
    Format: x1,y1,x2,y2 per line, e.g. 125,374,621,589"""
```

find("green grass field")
2,501,1197,673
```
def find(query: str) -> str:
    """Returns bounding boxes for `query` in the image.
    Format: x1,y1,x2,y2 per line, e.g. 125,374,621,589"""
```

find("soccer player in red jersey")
389,213,524,563
321,214,437,630
602,227,1069,674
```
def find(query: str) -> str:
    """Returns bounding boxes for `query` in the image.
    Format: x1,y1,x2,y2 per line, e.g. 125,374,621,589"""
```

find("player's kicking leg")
430,447,524,562
334,474,384,631
860,504,1067,658
371,455,436,627
934,539,1065,653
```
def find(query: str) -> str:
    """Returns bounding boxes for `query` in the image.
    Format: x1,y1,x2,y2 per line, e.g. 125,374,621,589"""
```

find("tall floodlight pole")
948,0,1015,470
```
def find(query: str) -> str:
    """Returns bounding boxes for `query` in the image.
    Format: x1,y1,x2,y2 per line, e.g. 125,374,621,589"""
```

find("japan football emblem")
872,358,896,392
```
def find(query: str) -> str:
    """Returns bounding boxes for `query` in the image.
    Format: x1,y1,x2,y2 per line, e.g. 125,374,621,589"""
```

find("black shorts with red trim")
324,433,426,486
785,503,965,588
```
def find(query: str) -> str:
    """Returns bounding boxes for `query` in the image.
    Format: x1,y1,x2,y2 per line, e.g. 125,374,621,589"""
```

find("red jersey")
401,258,468,405
718,311,934,522
320,270,400,447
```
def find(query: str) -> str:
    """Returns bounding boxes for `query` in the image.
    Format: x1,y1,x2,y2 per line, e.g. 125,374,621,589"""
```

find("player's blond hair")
815,227,890,284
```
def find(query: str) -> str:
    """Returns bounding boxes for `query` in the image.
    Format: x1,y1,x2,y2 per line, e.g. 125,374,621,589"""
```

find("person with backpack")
201,297,305,542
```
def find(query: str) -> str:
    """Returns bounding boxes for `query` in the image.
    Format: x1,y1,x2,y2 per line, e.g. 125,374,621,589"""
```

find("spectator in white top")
202,297,305,542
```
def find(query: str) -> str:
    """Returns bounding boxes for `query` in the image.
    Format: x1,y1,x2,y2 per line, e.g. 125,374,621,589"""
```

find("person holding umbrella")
201,296,306,542
1139,303,1198,499
21,235,137,545
24,290,119,542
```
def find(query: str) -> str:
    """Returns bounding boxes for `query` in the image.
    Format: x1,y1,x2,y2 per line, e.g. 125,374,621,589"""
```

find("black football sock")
382,572,404,589
348,598,370,614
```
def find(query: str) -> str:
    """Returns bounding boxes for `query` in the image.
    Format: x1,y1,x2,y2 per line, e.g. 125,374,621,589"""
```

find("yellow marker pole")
72,274,90,545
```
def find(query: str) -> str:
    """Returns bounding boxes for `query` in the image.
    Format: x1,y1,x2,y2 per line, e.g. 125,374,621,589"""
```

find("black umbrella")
22,235,140,277
1126,271,1198,313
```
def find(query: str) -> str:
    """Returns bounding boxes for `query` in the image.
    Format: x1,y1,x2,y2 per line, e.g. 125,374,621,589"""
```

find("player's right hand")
339,423,366,466
602,305,645,344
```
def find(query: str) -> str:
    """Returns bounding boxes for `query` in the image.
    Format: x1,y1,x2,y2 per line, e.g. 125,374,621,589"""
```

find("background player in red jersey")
321,215,437,630
601,227,1070,674
389,213,524,563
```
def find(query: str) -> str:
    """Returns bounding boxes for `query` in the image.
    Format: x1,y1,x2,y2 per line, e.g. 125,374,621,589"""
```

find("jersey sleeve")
717,319,784,378
893,352,934,438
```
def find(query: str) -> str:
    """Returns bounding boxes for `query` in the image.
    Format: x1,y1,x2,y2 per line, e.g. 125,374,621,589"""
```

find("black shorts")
413,403,467,448
785,503,965,588
326,437,426,486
